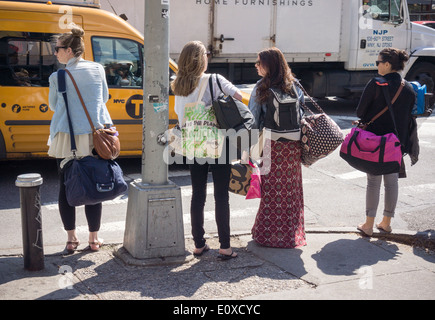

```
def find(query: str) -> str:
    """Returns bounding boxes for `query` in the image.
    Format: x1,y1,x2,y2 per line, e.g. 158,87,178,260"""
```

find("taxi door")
89,34,177,157
0,10,83,159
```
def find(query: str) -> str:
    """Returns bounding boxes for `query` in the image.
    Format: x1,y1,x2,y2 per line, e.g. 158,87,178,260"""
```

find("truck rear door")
275,0,342,59
212,3,273,60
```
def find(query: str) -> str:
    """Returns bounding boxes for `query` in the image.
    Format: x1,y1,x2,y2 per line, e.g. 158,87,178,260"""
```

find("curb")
231,227,435,251
305,227,435,251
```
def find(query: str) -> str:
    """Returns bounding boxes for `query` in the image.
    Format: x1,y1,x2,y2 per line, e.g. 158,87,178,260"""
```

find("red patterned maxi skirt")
251,139,306,248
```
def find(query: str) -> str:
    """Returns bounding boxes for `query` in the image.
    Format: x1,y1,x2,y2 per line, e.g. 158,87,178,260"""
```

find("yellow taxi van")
0,0,179,160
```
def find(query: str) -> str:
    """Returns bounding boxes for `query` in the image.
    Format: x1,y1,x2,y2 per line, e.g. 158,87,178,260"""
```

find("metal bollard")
15,174,44,271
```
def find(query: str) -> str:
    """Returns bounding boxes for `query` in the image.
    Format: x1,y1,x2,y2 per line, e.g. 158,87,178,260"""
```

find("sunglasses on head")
55,46,68,53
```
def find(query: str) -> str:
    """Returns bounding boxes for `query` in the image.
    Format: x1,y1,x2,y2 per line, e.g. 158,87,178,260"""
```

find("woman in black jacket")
356,48,416,236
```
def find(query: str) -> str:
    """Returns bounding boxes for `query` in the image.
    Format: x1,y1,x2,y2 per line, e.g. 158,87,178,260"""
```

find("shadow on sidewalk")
311,238,400,276
2,236,305,300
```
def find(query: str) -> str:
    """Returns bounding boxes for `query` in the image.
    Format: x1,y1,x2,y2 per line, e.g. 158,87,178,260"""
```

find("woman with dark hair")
249,47,306,248
356,48,416,236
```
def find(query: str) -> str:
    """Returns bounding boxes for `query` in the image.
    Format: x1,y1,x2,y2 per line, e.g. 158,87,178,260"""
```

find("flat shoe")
193,244,210,257
357,225,373,236
376,224,392,233
66,241,80,254
217,251,238,261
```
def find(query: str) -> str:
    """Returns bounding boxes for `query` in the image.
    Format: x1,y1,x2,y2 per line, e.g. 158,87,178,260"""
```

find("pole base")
123,179,185,260
114,245,193,267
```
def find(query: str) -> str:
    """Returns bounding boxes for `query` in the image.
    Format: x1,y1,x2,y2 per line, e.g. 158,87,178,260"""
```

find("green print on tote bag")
180,75,225,159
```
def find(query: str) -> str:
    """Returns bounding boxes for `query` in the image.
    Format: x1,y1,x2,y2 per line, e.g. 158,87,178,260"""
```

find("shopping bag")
181,75,225,159
246,161,261,200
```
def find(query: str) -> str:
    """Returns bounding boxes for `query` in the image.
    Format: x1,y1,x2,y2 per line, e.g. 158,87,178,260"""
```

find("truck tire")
406,61,435,107
0,130,6,160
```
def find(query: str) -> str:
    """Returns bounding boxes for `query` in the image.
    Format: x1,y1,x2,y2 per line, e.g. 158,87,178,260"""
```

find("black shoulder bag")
209,74,255,131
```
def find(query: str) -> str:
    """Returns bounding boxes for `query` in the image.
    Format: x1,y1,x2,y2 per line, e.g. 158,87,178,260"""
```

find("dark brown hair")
379,48,409,72
256,47,295,104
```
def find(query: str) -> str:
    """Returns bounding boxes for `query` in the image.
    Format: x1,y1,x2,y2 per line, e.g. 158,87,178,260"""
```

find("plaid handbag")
296,83,344,167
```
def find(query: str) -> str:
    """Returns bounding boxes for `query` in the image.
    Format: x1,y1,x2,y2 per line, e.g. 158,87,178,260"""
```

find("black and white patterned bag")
296,83,344,167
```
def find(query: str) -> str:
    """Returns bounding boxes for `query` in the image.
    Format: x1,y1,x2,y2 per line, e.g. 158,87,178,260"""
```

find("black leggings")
57,159,102,232
189,160,232,250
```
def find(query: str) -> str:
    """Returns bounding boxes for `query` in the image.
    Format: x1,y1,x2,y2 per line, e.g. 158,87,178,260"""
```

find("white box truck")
100,0,435,102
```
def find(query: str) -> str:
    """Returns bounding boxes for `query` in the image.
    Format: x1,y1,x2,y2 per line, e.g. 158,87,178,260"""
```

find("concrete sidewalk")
1,228,434,301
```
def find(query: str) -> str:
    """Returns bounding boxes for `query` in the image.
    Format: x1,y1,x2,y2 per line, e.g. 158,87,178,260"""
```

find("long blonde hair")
171,41,207,97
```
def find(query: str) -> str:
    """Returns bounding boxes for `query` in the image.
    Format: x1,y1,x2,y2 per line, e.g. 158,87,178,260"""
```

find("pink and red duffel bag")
340,127,402,176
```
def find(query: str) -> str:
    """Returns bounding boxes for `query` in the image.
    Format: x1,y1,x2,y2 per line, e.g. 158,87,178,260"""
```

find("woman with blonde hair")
172,41,242,259
48,26,113,253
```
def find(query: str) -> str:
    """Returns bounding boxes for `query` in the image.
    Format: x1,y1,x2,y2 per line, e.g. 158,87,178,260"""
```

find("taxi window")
0,32,59,87
92,37,143,88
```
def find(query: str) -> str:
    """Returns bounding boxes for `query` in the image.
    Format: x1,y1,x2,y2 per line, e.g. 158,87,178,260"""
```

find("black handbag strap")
209,74,214,101
380,80,405,141
58,69,77,155
215,74,225,94
209,74,226,101
367,79,405,128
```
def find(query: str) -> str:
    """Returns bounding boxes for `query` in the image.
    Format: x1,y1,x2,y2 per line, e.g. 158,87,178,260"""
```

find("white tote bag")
177,75,224,159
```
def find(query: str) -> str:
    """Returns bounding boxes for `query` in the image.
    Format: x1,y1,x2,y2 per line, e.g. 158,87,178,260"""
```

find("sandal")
193,244,210,257
357,224,373,237
89,239,104,252
376,224,392,233
66,241,80,254
217,251,238,261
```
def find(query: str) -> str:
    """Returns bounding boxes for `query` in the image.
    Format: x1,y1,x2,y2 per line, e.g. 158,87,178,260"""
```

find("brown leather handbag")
64,69,120,160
